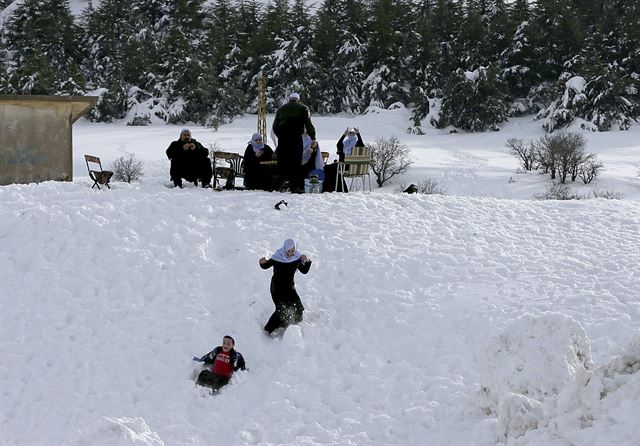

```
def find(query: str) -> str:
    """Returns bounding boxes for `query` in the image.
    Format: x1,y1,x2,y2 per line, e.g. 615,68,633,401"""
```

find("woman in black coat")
243,133,274,190
259,239,312,335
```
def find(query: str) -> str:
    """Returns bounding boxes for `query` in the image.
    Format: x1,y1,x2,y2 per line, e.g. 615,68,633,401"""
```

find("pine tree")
362,0,413,109
532,0,584,82
407,0,439,131
200,0,246,125
456,2,485,69
430,0,462,83
581,62,639,130
440,64,508,131
83,0,145,121
2,0,84,95
501,0,539,104
157,0,229,125
262,0,316,112
329,0,368,114
309,0,343,113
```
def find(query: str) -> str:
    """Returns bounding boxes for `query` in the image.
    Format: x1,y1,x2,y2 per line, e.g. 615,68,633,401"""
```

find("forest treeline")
0,0,638,132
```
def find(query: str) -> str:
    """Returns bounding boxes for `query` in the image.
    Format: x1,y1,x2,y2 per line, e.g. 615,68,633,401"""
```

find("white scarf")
342,134,358,155
250,133,265,153
301,134,324,169
271,239,302,263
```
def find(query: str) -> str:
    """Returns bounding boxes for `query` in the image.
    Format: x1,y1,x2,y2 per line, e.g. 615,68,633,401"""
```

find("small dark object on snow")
275,200,288,210
403,184,418,194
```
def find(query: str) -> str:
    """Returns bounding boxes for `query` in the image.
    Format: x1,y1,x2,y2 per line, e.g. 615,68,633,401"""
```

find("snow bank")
478,313,640,444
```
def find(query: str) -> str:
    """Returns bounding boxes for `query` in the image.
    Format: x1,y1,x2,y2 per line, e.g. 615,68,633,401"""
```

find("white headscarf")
250,133,265,153
301,134,324,170
270,239,302,263
342,132,358,155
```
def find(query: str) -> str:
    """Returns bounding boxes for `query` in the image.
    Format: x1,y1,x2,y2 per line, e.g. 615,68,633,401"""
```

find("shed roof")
0,95,97,123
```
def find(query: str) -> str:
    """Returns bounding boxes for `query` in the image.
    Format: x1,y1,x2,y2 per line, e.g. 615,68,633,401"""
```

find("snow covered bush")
536,74,585,133
368,136,413,188
112,153,144,183
439,65,509,132
536,69,639,132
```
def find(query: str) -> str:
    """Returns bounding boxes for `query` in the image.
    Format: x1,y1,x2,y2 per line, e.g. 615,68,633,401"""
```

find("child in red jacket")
193,335,246,392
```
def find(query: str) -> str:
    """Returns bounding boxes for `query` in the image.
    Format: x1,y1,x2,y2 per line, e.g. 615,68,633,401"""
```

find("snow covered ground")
1,109,639,446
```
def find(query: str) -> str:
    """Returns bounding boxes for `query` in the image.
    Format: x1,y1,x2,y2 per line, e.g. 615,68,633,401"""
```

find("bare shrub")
590,188,623,199
507,138,536,171
417,178,447,195
534,183,583,200
534,132,587,183
369,136,414,188
578,154,603,184
112,153,144,183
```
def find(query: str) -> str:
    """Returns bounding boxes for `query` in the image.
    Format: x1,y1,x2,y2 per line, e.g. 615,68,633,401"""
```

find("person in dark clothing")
243,133,274,191
193,335,246,392
259,239,312,335
272,93,317,193
323,127,365,193
166,128,213,188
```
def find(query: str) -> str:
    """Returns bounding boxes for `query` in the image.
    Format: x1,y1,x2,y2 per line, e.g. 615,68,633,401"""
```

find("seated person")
323,127,365,193
300,130,324,181
166,128,212,188
193,335,246,392
337,126,365,161
243,133,274,190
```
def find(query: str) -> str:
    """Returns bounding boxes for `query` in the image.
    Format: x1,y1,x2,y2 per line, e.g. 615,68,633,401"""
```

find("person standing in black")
259,239,312,335
165,128,213,188
272,93,317,193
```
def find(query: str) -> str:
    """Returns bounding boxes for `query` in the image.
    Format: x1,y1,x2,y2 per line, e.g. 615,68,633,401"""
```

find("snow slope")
1,111,639,446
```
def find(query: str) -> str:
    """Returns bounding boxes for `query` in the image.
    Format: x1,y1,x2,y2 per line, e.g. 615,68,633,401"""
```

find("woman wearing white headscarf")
243,132,274,190
259,239,312,335
300,131,324,182
337,127,365,162
322,127,365,193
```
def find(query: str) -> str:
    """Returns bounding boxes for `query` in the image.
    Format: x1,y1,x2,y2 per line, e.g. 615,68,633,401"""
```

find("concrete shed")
0,95,97,185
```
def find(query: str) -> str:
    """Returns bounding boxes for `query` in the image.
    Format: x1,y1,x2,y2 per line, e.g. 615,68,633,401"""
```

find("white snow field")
1,108,639,446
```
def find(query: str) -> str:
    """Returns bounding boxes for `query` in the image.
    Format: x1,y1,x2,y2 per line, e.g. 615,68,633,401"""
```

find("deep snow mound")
477,313,640,444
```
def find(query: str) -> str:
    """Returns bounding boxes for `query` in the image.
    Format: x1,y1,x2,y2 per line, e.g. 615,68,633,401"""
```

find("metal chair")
84,155,113,190
335,146,372,192
212,151,244,190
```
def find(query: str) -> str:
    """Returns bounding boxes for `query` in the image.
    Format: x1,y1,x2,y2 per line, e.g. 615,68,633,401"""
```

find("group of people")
193,238,312,393
166,92,365,193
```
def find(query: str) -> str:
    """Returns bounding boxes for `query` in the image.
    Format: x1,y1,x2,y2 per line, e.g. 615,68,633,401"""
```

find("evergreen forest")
1,0,638,132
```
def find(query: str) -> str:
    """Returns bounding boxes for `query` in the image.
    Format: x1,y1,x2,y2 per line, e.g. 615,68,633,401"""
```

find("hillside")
1,112,639,445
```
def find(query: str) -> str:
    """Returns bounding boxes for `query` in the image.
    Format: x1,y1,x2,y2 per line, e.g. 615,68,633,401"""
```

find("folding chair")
336,146,372,192
212,151,244,190
84,155,114,190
